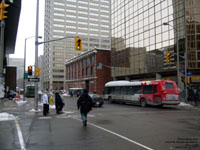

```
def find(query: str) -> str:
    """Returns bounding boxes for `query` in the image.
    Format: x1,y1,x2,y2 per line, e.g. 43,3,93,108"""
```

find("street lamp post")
163,23,180,88
163,22,188,102
23,36,42,101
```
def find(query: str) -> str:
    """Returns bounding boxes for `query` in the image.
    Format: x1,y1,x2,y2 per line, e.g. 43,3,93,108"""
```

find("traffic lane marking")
15,118,26,150
72,117,154,150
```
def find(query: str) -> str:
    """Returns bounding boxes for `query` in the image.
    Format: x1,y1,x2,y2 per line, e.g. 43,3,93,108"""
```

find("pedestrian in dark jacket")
77,89,93,126
193,89,199,106
55,90,64,114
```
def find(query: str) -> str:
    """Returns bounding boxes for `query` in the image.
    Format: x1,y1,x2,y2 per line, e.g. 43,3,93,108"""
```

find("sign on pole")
28,78,40,82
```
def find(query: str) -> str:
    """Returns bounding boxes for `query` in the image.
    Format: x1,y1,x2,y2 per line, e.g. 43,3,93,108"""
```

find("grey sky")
10,0,44,67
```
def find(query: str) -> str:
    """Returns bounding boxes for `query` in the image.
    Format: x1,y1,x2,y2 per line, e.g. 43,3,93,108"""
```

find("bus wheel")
140,98,147,107
108,97,113,103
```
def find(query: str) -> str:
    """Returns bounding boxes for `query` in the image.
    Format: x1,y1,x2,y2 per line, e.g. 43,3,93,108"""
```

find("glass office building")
111,0,200,92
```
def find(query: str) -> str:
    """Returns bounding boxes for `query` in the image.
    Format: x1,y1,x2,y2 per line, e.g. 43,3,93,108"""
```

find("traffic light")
181,75,185,83
28,66,33,76
166,52,171,64
75,37,82,51
187,76,191,84
0,2,9,21
35,67,41,77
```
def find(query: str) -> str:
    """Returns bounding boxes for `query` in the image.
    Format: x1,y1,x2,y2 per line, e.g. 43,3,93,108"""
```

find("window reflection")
111,0,189,76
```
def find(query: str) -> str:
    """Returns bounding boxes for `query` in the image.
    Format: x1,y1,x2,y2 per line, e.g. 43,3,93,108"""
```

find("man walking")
77,89,93,126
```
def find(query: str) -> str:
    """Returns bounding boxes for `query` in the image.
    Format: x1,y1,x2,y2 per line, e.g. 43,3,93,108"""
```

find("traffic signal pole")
34,0,39,111
34,1,81,111
0,0,8,76
0,17,5,76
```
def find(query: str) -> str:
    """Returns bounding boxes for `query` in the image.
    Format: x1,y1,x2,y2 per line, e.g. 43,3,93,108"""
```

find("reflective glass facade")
111,0,186,80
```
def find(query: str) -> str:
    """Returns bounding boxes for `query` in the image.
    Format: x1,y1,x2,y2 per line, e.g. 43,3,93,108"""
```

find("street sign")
28,77,40,82
24,73,28,79
187,72,192,76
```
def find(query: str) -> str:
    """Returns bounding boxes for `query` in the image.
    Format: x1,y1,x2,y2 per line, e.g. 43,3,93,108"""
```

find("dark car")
89,93,104,107
6,90,18,99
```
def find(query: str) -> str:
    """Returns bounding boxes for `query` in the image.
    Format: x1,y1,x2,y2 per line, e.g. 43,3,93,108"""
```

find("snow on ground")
15,100,28,106
0,112,17,121
29,109,42,112
38,102,55,109
178,102,193,107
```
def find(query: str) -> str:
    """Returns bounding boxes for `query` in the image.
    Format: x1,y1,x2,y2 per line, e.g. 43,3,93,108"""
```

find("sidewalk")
178,100,200,109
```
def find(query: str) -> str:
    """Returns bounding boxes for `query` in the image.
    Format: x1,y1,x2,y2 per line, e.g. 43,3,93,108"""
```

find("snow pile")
15,100,28,106
49,105,55,109
29,109,42,112
39,102,56,109
178,102,192,107
62,93,70,97
0,112,16,121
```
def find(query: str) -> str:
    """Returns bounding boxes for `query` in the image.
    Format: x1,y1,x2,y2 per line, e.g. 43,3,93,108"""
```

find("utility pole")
0,0,9,76
163,22,188,103
34,0,39,111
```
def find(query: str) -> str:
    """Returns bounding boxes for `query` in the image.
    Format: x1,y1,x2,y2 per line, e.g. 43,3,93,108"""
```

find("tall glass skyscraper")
43,0,111,90
111,0,200,93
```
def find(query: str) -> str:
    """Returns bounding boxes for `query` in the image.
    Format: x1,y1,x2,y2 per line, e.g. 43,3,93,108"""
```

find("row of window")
66,66,95,80
105,85,158,95
66,55,96,80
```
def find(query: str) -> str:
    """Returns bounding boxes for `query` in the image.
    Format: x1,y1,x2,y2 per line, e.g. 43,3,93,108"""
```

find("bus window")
104,87,109,94
127,86,134,95
121,86,128,95
166,83,174,89
110,87,115,94
115,87,121,95
143,85,153,94
134,86,142,94
153,85,157,93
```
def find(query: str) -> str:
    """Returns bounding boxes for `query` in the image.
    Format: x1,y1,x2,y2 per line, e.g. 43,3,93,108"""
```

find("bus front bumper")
162,101,180,105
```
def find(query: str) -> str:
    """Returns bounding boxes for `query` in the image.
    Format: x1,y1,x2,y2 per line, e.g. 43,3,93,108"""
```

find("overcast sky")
10,0,44,67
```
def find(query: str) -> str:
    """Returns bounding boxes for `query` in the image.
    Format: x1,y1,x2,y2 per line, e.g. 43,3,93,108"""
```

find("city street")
0,97,200,150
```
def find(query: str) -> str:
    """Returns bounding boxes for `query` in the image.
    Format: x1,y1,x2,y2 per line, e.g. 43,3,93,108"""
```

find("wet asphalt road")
0,97,200,150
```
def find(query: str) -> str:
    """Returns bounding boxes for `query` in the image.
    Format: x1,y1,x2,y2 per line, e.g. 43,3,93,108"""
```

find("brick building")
65,48,111,95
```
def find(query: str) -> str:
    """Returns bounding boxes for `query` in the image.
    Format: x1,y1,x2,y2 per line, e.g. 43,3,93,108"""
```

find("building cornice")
65,48,110,65
65,76,97,83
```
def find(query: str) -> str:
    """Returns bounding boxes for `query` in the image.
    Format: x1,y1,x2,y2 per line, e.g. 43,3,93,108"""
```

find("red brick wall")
96,50,112,95
65,49,112,95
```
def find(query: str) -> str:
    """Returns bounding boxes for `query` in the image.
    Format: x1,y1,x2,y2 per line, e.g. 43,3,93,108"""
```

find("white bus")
104,80,180,107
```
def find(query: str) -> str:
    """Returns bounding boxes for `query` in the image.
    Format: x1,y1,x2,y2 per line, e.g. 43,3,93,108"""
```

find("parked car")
6,90,18,99
89,93,104,107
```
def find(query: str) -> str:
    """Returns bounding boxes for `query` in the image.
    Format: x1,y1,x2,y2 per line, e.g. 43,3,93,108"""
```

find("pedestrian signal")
75,37,82,51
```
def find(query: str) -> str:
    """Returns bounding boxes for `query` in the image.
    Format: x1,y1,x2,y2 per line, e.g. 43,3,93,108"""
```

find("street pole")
23,38,27,101
23,36,42,101
176,31,180,88
184,52,188,102
34,0,39,111
163,23,180,88
0,20,5,76
163,22,188,103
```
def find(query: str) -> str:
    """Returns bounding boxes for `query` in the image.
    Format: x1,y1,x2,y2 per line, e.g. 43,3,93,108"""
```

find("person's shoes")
84,120,87,126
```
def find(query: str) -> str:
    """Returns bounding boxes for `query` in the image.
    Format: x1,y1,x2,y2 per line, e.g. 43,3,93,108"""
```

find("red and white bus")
104,80,180,107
